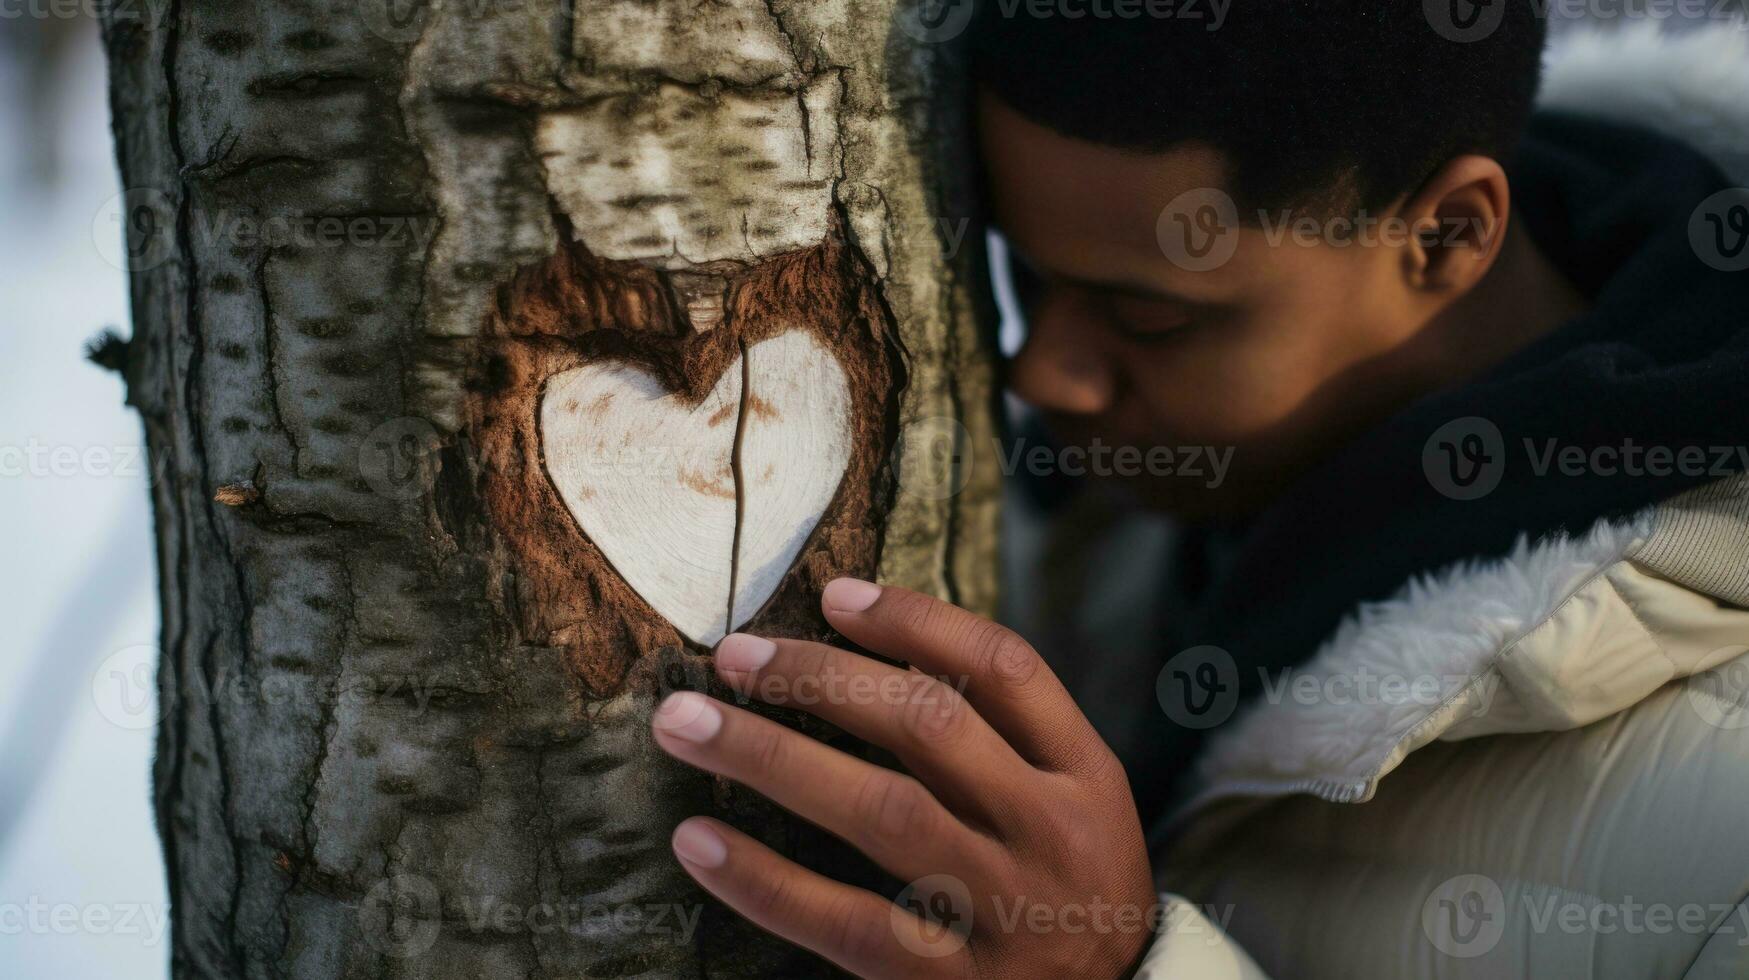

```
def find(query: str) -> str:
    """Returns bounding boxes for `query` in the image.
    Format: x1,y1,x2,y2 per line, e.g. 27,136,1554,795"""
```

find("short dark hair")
969,0,1548,216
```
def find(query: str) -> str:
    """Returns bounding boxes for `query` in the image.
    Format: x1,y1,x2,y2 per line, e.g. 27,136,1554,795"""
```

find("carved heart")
539,331,851,646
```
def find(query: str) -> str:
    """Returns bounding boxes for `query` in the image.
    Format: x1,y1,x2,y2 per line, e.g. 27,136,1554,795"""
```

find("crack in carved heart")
539,330,852,646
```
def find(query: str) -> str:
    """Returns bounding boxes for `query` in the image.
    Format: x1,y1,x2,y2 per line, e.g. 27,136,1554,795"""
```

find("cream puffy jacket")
1137,26,1749,979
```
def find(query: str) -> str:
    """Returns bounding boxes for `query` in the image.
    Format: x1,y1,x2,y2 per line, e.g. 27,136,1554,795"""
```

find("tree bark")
98,1,998,976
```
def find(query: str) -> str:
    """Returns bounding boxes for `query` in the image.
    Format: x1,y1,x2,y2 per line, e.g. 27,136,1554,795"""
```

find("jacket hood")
1141,22,1749,826
1172,484,1749,822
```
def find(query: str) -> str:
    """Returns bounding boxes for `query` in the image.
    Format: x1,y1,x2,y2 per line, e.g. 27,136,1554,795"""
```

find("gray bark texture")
98,0,999,976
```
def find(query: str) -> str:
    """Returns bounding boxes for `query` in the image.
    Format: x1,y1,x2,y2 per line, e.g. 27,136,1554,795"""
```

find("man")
653,6,1749,977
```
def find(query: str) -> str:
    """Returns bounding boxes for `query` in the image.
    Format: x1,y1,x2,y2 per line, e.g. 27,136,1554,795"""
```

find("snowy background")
0,16,169,979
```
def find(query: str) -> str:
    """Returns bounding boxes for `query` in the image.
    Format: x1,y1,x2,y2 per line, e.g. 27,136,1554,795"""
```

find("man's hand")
650,577,1158,979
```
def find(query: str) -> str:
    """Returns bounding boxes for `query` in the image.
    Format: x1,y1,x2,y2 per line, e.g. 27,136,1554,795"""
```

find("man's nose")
1006,305,1116,416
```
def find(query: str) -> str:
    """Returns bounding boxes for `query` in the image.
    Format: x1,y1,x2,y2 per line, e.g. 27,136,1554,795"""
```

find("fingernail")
715,633,776,673
653,691,722,744
672,819,728,869
824,577,881,613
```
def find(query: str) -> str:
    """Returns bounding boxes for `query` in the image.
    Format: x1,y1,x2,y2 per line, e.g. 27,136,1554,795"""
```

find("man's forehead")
977,91,1235,292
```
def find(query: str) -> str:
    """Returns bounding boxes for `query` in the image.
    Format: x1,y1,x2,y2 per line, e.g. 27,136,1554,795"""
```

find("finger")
820,578,1111,777
714,632,1035,819
650,691,1002,885
670,817,973,980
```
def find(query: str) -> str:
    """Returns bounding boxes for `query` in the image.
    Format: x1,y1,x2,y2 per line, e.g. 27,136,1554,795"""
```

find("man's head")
972,1,1548,517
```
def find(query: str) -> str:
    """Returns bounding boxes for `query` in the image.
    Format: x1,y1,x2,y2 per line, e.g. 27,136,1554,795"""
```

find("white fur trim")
1183,511,1657,812
1172,19,1749,822
1540,20,1749,183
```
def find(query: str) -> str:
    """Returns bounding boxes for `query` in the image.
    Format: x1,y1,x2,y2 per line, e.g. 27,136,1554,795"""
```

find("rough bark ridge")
101,0,997,977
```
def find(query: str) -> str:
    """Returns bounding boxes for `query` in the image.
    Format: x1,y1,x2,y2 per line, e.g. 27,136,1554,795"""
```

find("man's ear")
1398,154,1510,294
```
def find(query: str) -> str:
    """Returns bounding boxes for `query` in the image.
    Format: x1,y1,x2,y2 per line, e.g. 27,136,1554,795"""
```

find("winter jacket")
1135,23,1749,979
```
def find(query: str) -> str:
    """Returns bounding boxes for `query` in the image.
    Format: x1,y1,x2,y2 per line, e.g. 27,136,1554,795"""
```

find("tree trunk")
98,1,998,976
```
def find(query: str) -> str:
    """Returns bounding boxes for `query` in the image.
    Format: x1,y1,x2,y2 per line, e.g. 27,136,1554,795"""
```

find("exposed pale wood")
732,332,855,632
539,330,851,646
535,79,842,269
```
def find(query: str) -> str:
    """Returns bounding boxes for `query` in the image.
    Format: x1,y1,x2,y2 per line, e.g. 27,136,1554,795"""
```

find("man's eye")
1112,320,1192,345
1106,301,1194,344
